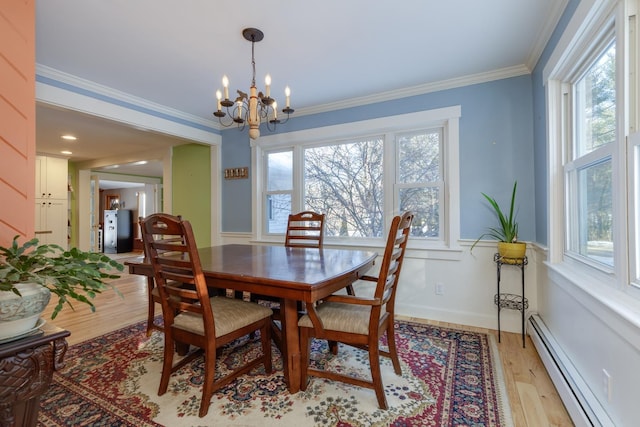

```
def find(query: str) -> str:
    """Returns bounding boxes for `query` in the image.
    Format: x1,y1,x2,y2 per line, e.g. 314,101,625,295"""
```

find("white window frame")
250,107,462,258
395,128,445,240
563,35,616,270
626,0,640,289
546,0,639,298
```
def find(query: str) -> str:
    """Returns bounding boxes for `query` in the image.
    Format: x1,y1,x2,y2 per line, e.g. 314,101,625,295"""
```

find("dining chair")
284,211,326,248
253,211,328,349
139,215,185,336
140,213,273,418
298,211,414,410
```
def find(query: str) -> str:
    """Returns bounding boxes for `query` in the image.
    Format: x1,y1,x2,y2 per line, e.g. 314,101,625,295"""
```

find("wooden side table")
0,323,70,427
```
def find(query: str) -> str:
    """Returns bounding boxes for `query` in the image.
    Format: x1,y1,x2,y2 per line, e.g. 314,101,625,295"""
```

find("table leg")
280,298,301,393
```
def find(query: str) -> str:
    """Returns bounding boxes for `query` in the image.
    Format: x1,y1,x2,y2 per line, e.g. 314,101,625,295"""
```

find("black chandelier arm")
215,101,293,132
213,102,247,129
265,108,294,131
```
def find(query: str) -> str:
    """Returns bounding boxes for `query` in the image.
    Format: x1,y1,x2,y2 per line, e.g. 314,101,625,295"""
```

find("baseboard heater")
528,314,615,427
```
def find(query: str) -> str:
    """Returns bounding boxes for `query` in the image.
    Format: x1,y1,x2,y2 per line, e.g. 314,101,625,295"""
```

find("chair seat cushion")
298,302,384,335
175,297,272,337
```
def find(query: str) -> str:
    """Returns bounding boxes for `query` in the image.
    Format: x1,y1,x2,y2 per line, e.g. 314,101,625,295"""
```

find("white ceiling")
34,0,565,180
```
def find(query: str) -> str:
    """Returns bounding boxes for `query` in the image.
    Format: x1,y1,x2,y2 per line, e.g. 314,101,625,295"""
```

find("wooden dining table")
125,243,377,393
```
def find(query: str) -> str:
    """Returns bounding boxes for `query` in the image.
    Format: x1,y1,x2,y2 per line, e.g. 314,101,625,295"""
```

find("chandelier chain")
251,36,256,88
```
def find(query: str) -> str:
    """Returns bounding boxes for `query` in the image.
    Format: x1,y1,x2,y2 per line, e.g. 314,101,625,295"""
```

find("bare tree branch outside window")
263,126,447,240
304,138,384,237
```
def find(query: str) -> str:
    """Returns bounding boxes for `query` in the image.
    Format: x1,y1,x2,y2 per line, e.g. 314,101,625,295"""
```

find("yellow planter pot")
497,242,526,260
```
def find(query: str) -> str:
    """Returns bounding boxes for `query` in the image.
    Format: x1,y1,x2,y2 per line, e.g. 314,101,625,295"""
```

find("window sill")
251,237,464,261
545,261,640,349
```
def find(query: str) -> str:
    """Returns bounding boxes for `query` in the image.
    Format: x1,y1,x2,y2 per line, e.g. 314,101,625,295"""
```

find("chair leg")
146,277,156,336
198,342,217,417
299,328,311,391
158,331,175,396
261,320,273,374
369,339,388,410
387,322,402,375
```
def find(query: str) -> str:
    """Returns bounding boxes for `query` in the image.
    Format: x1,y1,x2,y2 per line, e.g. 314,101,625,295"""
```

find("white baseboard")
528,314,615,427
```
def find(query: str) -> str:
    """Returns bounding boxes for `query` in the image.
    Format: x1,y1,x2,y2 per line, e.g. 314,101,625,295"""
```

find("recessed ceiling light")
103,165,120,169
131,161,148,166
61,135,77,140
60,150,72,155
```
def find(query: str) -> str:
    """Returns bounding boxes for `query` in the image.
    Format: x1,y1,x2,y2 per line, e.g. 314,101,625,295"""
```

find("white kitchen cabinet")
35,199,68,246
35,155,68,199
34,155,69,247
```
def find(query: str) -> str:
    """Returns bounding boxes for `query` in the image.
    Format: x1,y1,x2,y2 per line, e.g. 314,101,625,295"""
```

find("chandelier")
214,28,294,140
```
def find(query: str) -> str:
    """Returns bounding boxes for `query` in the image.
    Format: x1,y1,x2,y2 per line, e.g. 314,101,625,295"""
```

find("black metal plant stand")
494,253,528,348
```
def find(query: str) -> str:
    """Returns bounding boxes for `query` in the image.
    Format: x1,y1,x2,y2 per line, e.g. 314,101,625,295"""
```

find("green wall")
172,144,211,247
68,161,77,248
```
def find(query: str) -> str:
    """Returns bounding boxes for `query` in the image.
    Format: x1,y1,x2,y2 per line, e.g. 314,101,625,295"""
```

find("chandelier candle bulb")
265,74,271,98
222,75,229,100
273,102,277,120
216,90,222,111
285,86,291,108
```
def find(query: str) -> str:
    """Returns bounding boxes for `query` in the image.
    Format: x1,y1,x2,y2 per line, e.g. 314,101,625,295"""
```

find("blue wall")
221,75,537,242
220,129,253,232
531,0,581,246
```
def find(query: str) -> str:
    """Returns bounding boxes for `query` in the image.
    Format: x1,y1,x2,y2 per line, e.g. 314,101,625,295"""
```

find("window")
565,41,616,268
265,150,292,233
397,129,443,238
253,107,461,252
304,137,384,237
547,0,639,292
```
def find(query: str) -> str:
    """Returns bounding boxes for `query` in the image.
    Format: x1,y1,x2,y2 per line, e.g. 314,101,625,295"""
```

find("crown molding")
36,64,218,129
525,0,570,71
37,63,531,124
293,64,531,117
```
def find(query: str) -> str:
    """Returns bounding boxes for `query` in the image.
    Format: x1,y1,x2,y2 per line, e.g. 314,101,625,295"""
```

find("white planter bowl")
0,283,51,340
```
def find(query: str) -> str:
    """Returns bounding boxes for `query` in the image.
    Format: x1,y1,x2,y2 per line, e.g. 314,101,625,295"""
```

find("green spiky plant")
471,181,519,252
0,236,124,319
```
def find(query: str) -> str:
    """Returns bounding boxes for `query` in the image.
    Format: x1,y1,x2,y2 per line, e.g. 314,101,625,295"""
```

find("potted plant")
471,181,526,259
0,235,123,341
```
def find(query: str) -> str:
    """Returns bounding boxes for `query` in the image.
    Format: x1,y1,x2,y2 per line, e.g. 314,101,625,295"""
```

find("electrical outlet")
435,282,444,295
602,369,612,402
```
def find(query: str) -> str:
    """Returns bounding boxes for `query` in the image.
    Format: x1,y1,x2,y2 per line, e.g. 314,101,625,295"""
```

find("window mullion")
292,146,304,213
384,132,395,232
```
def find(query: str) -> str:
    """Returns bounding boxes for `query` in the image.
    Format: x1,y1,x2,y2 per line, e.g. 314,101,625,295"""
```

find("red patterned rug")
38,319,513,426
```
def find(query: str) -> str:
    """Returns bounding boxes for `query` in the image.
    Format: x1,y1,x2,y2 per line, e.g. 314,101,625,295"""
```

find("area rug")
38,319,513,427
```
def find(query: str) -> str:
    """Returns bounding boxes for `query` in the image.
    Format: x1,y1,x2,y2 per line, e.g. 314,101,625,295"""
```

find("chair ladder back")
141,213,273,418
373,211,414,304
139,215,185,336
141,214,213,325
285,211,326,248
297,211,414,410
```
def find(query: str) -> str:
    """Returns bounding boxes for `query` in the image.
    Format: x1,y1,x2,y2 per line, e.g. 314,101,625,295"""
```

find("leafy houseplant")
0,236,124,322
471,181,526,258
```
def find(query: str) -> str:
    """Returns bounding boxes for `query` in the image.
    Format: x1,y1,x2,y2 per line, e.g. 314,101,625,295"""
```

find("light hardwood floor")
42,265,574,426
